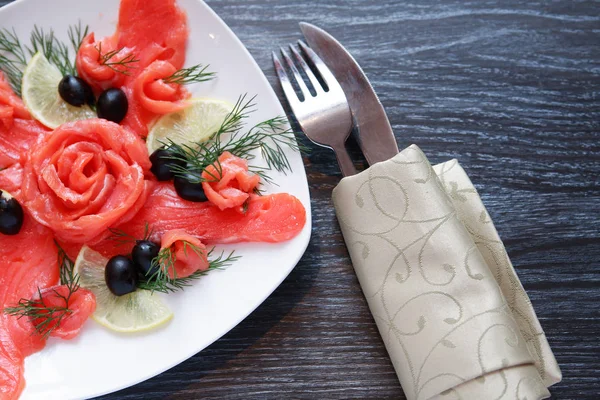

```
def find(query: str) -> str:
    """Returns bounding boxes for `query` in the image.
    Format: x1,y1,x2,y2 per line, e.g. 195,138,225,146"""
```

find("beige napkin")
332,145,561,400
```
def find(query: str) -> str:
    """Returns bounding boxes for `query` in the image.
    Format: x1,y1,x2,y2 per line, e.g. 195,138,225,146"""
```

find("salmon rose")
76,33,128,92
133,60,189,115
202,151,260,212
22,119,151,243
120,61,190,138
31,285,97,340
160,230,209,279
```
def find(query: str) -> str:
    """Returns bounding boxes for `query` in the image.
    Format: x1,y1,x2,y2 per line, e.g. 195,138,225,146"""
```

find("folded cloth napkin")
332,145,561,400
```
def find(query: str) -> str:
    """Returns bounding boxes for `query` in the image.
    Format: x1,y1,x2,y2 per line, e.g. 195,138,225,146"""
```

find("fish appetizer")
0,0,306,398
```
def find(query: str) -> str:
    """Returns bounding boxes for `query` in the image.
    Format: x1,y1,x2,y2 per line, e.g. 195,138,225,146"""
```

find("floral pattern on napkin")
332,145,561,400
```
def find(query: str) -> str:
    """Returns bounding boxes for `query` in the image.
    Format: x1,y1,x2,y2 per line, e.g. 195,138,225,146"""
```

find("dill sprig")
28,25,73,76
108,223,153,246
0,22,89,95
95,42,139,75
3,243,80,338
4,286,76,339
55,240,76,285
0,28,27,95
67,21,89,55
138,244,239,294
165,94,303,186
224,115,304,172
163,63,215,85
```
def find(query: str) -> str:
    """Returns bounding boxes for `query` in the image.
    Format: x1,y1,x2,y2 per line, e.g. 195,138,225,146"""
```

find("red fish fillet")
0,214,59,400
116,0,188,71
160,230,209,278
76,33,128,93
108,183,306,244
76,0,189,138
133,60,189,115
0,164,23,196
0,119,49,168
31,286,96,341
21,119,150,243
121,61,190,137
0,72,49,169
0,73,29,121
202,152,261,211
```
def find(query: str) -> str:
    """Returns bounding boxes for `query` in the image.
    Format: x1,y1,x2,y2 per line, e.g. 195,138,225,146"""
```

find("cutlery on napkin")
276,23,562,400
332,146,562,399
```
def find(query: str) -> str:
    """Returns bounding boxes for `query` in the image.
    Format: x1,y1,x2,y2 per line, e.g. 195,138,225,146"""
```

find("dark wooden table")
3,0,599,398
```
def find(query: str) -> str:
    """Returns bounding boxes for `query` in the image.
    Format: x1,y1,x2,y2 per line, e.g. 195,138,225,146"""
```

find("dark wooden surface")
3,0,599,399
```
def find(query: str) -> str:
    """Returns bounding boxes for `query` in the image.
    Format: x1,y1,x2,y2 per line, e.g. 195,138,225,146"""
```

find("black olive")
105,255,138,296
132,240,160,278
0,190,24,235
174,172,208,202
97,88,128,123
150,148,186,181
58,75,94,107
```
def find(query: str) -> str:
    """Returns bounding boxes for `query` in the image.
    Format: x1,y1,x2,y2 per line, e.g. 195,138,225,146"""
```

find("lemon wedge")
21,52,96,129
146,98,233,154
74,246,173,333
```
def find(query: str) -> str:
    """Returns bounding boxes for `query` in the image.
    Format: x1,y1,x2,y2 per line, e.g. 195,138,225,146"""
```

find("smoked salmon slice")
76,33,128,93
160,230,209,278
0,164,23,196
30,286,96,341
202,152,261,212
21,119,149,243
76,0,189,138
0,72,49,169
0,213,59,400
0,73,30,121
133,60,189,115
116,0,188,71
108,182,306,244
0,119,48,168
121,61,190,137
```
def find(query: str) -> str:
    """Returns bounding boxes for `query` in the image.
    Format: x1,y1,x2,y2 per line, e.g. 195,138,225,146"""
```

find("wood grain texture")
2,0,599,398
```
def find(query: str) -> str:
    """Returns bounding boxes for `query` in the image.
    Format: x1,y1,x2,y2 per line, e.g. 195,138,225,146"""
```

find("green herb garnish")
0,22,89,95
3,242,80,338
165,94,304,186
56,240,77,286
138,244,239,294
108,222,153,246
95,42,139,75
0,28,27,95
163,63,215,85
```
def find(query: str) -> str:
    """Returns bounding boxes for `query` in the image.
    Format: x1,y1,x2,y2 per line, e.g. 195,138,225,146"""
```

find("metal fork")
272,41,356,176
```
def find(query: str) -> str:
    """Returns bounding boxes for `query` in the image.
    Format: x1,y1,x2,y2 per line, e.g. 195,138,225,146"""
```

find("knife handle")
333,143,356,177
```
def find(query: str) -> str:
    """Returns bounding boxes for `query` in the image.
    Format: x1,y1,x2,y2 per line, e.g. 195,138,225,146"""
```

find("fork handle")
333,144,357,177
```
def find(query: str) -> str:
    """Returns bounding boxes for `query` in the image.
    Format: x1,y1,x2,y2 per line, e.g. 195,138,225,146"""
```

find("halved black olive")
174,172,208,202
150,148,186,181
0,190,24,235
58,75,95,107
105,255,138,296
97,88,128,123
132,240,161,278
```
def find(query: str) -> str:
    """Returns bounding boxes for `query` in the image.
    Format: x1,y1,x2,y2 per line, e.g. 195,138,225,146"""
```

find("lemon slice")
21,52,96,129
146,98,233,154
74,245,173,333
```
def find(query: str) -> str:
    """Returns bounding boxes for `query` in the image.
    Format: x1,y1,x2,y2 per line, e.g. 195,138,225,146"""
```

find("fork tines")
272,41,337,105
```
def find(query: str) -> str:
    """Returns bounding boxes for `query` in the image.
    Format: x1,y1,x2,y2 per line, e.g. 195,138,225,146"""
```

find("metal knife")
300,22,399,165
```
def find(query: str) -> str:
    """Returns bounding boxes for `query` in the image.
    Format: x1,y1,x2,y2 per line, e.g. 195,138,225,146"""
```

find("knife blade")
300,22,399,165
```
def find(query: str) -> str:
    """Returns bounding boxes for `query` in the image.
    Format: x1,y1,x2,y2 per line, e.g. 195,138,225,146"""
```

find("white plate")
0,0,311,398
